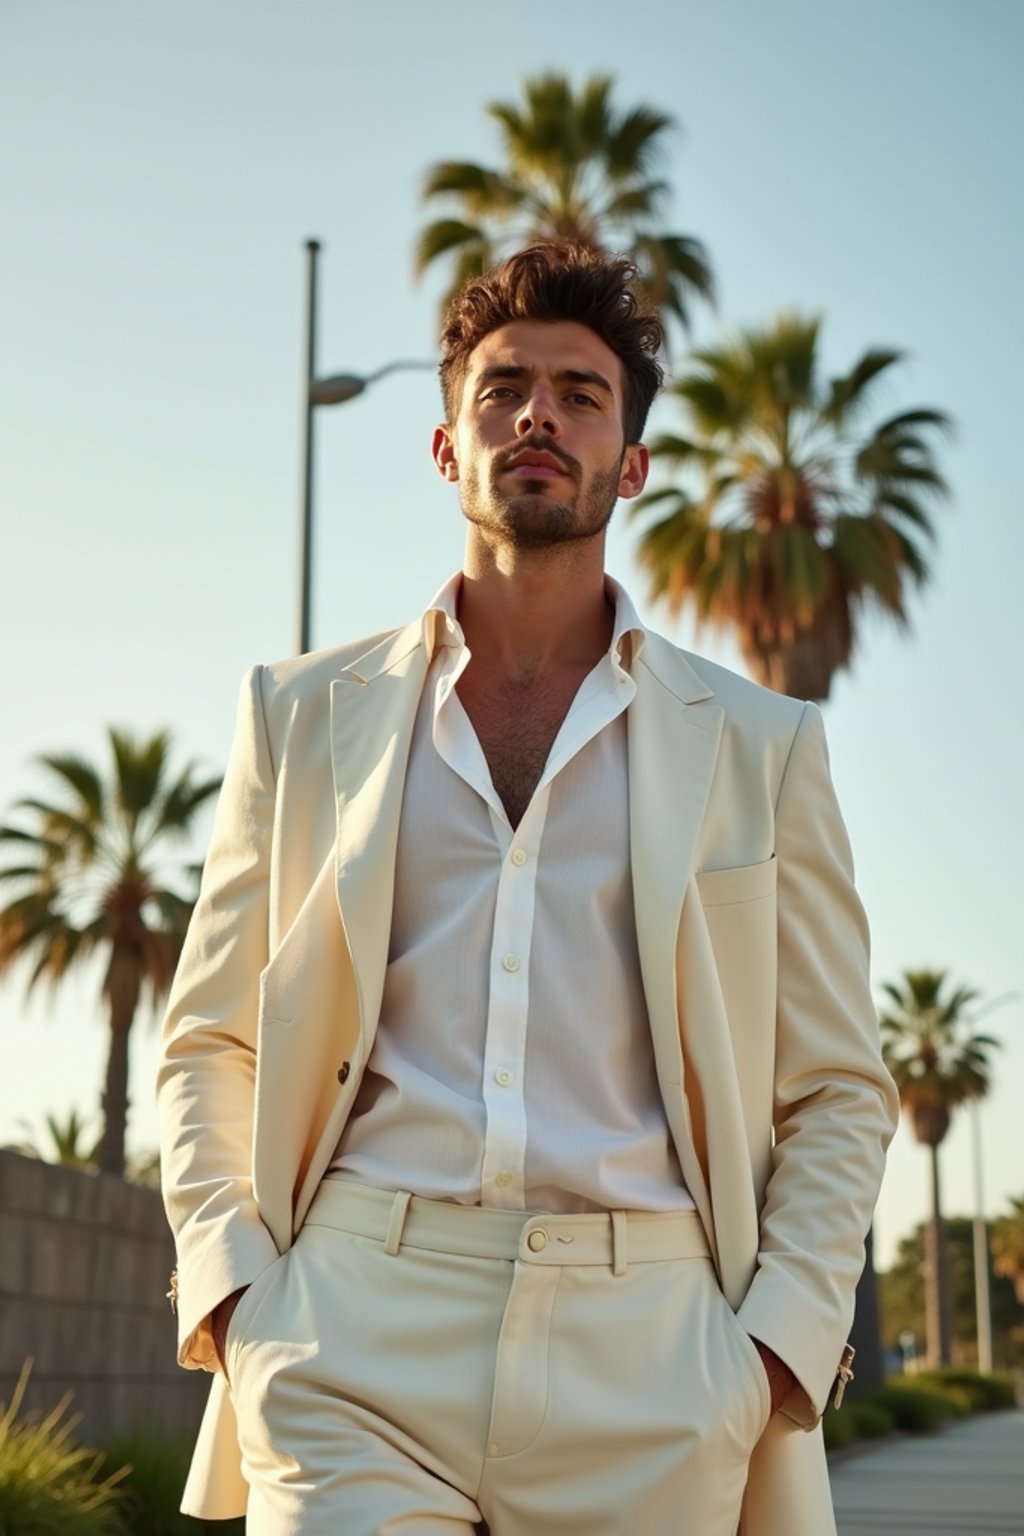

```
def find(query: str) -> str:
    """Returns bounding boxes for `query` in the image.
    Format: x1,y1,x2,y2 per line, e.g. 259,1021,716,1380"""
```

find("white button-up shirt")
329,574,691,1214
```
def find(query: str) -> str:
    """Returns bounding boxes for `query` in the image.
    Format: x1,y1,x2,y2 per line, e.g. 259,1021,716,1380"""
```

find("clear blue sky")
1,0,1022,1272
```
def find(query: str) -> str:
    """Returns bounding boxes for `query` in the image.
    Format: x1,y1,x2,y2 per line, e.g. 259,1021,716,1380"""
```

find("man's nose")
515,389,561,438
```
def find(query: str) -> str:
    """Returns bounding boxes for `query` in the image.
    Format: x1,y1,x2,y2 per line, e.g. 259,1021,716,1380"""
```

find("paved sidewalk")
830,1410,1024,1534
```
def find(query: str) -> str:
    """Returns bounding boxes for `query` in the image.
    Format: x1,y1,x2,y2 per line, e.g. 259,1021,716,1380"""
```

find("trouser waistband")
305,1180,711,1274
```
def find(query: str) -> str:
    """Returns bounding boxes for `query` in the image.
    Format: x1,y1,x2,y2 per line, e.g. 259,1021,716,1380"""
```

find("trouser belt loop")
384,1190,413,1256
611,1209,627,1276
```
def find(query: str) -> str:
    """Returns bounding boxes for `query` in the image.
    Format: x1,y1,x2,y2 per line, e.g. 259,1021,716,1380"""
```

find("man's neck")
457,539,614,681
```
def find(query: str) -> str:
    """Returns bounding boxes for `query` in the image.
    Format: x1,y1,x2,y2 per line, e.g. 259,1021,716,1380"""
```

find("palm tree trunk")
925,1142,954,1366
98,1021,130,1176
98,958,139,1178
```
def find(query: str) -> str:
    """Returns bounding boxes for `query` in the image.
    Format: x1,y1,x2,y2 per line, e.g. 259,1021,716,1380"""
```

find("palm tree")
880,969,999,1366
631,313,951,700
992,1195,1024,1305
0,730,220,1178
416,71,714,330
5,1107,102,1170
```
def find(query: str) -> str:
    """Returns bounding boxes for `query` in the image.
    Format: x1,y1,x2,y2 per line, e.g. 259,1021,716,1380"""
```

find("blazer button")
337,1061,350,1085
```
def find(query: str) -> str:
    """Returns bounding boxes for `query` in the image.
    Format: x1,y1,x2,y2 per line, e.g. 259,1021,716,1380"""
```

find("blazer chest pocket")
693,857,777,1083
695,854,776,908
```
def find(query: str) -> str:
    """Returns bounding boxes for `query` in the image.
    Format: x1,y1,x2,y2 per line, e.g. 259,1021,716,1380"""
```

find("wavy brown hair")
439,241,664,444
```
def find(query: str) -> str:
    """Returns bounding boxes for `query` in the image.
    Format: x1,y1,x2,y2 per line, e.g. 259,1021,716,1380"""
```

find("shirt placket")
479,786,548,1207
428,618,640,1212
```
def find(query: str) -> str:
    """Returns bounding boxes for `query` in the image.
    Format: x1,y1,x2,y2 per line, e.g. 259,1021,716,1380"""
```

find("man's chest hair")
455,666,587,829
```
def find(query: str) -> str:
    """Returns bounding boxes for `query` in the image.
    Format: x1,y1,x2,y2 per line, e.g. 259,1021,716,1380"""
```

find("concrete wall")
0,1148,207,1445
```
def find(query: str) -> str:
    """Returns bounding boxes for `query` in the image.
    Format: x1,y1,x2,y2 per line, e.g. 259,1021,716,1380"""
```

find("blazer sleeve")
735,700,899,1424
156,665,282,1370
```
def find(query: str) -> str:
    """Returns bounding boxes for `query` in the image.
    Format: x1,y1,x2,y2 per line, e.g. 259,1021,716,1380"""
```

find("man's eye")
569,393,598,407
481,387,516,401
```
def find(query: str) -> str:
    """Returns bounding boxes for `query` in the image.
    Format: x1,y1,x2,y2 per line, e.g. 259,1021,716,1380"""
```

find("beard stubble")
459,445,625,551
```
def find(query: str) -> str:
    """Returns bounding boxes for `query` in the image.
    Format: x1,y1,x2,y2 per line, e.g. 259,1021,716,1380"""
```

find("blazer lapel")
329,620,428,1049
628,635,724,1260
256,622,430,1246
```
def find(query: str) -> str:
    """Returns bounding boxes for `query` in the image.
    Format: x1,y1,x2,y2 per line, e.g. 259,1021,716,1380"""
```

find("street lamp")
298,238,435,654
964,990,1018,1373
970,1099,993,1372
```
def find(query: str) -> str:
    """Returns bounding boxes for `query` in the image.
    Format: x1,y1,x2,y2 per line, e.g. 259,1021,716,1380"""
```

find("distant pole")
965,990,1017,1372
298,238,320,655
294,237,434,652
971,1101,993,1372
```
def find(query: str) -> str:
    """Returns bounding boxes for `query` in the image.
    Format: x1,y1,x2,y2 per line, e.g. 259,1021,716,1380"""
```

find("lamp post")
298,238,435,654
964,990,1018,1373
970,1099,992,1372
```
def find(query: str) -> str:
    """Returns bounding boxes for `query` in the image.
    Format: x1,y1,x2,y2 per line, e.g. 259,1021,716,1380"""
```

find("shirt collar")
421,572,647,671
421,573,465,661
603,574,647,671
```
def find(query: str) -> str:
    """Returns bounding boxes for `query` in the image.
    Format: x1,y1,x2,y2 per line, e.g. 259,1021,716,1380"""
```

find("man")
158,241,898,1536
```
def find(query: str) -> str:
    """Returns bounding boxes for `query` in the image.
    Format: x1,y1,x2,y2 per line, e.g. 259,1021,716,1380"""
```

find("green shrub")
0,1362,126,1536
915,1369,1018,1411
97,1432,248,1536
849,1401,895,1438
97,1433,193,1536
822,1409,857,1450
931,1384,972,1417
874,1383,953,1433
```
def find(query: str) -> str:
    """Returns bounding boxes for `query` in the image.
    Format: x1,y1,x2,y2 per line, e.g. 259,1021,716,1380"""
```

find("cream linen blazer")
157,618,898,1533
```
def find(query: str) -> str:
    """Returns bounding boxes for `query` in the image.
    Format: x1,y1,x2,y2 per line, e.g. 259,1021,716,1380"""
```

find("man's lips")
508,463,566,479
504,451,572,479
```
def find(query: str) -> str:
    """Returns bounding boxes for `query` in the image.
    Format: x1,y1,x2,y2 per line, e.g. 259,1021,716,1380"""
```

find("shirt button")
527,1229,548,1253
510,848,527,867
501,954,520,973
495,1171,514,1188
494,1067,515,1087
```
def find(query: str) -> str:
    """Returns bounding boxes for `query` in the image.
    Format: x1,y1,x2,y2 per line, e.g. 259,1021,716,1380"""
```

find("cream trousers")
224,1181,772,1535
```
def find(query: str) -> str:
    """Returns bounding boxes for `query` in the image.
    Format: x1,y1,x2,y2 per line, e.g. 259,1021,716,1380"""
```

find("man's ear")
617,442,649,501
432,425,459,482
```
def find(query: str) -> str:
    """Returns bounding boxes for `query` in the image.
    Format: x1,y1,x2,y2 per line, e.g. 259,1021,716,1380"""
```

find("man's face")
433,320,648,551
